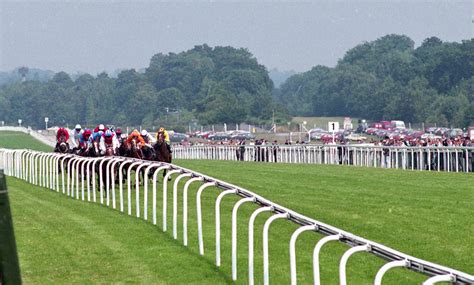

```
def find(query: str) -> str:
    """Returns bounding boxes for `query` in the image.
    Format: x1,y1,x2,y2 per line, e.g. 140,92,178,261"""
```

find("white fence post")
173,173,192,239
248,206,273,285
231,197,254,281
374,259,407,285
290,225,315,285
196,181,217,255
313,234,340,285
263,213,288,285
182,177,204,246
339,245,369,285
215,189,237,266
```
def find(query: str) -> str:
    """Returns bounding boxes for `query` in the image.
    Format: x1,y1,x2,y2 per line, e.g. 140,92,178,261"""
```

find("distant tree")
275,35,473,126
18,67,29,82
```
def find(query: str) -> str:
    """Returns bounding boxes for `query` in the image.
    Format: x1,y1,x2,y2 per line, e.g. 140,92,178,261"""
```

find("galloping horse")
54,135,70,154
129,139,143,159
141,144,155,161
154,132,172,163
100,143,117,194
54,135,70,175
154,132,172,180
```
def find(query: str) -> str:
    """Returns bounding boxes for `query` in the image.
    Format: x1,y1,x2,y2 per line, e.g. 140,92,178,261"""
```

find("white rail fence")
1,149,473,284
174,145,474,173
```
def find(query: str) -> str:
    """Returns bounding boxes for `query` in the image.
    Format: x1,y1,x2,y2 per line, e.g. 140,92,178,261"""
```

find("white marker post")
44,117,49,130
328,121,339,144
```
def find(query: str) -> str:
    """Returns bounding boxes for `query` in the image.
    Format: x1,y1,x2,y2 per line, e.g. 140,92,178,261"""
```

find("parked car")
421,133,441,140
230,132,255,140
208,132,230,141
374,129,387,137
170,132,189,142
370,122,383,129
448,128,463,138
346,133,367,141
365,128,378,135
197,131,214,139
391,120,406,129
310,128,329,139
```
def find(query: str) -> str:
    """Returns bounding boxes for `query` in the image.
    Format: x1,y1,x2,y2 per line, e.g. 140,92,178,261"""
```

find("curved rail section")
1,148,472,284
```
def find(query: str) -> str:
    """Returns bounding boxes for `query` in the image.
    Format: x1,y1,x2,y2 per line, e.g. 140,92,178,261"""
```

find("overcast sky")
0,0,472,74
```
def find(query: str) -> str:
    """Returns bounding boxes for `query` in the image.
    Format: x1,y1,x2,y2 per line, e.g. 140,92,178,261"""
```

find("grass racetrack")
0,131,52,152
2,131,473,283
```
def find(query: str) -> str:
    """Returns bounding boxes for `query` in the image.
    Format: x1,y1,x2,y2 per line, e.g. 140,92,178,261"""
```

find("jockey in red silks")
79,129,92,149
55,127,70,152
56,127,70,143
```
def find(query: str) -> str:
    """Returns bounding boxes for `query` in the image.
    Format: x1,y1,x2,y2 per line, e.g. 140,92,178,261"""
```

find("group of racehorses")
54,132,172,189
55,132,171,163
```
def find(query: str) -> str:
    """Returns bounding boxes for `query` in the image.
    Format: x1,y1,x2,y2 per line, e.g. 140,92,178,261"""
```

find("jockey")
93,124,107,133
126,129,145,147
70,124,83,149
56,127,70,143
99,130,119,155
89,129,104,145
55,127,70,152
156,127,172,153
79,129,92,149
141,129,156,146
115,128,124,144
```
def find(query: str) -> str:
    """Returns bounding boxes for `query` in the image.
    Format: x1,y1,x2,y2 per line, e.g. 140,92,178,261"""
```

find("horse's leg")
162,168,172,181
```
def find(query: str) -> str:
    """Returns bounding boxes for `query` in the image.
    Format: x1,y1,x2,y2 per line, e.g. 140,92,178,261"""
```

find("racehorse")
141,144,155,161
154,132,172,163
99,144,117,195
54,135,70,154
154,132,172,180
121,139,146,185
129,139,143,159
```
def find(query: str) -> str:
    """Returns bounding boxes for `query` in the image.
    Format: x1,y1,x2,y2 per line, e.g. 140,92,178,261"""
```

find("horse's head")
58,142,68,153
129,139,143,159
105,146,114,156
130,139,137,150
157,132,165,143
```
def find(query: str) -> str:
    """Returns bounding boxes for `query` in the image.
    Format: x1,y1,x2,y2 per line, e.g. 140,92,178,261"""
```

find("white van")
391,120,406,129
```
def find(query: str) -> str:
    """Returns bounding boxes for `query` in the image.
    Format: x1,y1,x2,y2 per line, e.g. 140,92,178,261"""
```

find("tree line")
275,35,474,128
0,35,472,131
0,45,283,131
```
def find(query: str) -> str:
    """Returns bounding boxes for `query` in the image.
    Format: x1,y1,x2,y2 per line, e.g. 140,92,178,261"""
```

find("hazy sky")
1,0,472,74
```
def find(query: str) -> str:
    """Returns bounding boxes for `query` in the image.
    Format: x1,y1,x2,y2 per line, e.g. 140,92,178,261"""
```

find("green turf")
173,160,474,282
8,177,230,284
0,131,52,152
7,160,473,284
